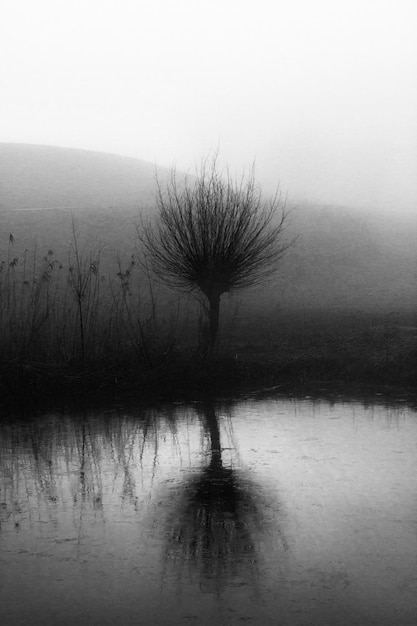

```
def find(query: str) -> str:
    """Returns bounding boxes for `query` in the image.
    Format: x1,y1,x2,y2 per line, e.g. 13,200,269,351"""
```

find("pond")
0,394,416,625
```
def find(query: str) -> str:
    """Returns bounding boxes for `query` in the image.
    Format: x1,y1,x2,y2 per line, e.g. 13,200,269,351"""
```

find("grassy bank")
1,324,417,409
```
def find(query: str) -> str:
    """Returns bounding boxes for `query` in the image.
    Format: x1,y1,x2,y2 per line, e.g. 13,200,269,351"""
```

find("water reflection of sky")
0,398,416,625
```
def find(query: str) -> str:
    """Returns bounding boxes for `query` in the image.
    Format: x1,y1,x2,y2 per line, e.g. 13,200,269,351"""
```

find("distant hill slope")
0,143,162,210
1,143,416,312
273,204,417,311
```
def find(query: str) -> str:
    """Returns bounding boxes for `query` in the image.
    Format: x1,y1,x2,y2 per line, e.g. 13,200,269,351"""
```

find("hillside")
0,143,163,211
272,204,417,311
1,143,416,313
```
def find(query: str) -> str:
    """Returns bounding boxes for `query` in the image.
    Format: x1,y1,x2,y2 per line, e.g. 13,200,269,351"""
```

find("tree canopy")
139,159,291,350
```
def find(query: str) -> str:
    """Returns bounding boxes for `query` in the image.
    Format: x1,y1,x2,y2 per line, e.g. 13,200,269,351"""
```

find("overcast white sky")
1,0,416,211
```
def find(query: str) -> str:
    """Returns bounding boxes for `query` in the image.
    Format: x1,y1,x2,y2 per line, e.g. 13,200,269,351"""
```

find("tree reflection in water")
0,402,287,597
164,402,282,593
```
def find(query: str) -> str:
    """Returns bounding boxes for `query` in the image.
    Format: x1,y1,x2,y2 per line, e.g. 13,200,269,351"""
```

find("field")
1,221,416,407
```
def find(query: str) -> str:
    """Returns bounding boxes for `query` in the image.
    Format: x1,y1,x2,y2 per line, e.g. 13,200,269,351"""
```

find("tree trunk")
208,290,221,351
204,404,222,470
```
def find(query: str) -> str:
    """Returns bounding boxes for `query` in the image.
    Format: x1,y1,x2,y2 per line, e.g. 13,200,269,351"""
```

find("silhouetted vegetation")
1,218,417,409
139,159,291,351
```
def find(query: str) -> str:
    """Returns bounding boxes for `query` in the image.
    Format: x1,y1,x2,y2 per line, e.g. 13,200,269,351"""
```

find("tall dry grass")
0,227,177,367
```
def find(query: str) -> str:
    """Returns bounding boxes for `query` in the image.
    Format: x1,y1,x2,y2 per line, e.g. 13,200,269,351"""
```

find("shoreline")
1,344,416,412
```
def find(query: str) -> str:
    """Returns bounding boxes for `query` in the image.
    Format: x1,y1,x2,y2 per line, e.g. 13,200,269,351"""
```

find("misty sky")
1,0,416,211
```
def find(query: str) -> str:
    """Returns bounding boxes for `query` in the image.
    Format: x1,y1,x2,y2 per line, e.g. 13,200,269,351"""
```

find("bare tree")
138,158,291,352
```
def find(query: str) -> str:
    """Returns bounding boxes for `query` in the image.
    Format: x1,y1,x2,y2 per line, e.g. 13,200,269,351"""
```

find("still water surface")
1,395,416,625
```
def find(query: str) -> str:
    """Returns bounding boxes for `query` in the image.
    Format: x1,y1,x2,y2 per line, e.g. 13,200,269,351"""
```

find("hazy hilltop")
0,143,163,211
1,143,416,313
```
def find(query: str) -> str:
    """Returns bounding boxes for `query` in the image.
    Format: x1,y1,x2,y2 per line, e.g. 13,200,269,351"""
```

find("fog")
1,0,416,212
